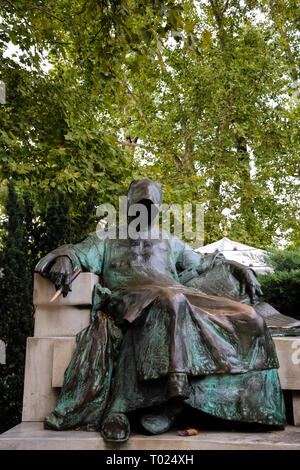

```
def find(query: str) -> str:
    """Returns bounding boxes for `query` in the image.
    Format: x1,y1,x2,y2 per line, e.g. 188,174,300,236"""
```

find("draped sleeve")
35,231,105,277
172,238,225,285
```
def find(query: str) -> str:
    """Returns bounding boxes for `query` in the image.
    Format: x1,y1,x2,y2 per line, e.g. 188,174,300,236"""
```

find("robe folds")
36,229,286,431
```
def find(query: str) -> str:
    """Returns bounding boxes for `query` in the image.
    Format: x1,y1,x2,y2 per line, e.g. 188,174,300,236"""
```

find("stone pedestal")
275,337,300,390
274,337,300,426
1,422,300,450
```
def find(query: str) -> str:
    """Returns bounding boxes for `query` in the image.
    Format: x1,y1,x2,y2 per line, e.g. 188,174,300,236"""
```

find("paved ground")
0,421,300,450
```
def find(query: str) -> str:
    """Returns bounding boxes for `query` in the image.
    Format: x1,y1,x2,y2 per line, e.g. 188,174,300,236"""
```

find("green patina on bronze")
36,179,286,441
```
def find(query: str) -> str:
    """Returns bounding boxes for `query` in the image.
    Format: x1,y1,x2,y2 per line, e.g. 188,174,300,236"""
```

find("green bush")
265,248,300,273
0,184,34,434
258,248,300,320
259,270,300,320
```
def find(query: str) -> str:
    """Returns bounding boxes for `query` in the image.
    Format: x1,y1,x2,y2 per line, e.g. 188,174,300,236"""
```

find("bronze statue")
35,179,286,442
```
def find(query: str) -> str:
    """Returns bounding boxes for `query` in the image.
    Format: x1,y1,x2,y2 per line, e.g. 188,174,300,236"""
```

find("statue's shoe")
141,401,185,435
167,372,190,399
101,411,130,443
44,411,66,430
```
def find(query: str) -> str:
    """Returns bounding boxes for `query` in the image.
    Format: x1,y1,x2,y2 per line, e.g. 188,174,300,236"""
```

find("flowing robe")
36,230,286,430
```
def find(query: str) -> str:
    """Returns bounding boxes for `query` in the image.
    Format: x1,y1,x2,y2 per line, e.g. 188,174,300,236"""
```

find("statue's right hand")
48,256,73,297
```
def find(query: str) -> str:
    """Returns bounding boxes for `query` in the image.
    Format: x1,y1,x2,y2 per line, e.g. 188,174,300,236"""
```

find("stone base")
0,422,300,450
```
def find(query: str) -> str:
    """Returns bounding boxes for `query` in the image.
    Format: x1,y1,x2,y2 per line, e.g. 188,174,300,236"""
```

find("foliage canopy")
0,0,299,247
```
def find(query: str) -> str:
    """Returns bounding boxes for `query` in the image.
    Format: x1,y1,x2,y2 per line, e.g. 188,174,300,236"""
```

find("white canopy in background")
195,237,273,275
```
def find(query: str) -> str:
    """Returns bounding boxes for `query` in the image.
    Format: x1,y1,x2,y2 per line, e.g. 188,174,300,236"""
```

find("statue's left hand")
224,260,263,304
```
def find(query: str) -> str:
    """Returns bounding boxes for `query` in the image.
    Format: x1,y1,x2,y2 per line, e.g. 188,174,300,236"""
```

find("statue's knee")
172,292,187,304
167,293,188,316
159,290,186,307
158,291,188,322
245,304,256,317
244,305,265,330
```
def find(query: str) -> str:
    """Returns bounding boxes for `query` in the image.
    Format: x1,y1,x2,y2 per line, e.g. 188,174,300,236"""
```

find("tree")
34,190,75,259
0,0,142,228
93,0,299,247
0,0,298,246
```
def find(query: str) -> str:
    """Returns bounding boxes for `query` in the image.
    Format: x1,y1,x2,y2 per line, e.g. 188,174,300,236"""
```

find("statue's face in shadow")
128,198,160,231
127,179,162,234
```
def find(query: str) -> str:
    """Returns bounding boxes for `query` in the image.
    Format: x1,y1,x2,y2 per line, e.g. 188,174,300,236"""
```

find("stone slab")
34,306,91,337
41,337,300,390
33,273,99,306
274,337,300,390
22,337,62,421
0,422,300,450
52,338,77,387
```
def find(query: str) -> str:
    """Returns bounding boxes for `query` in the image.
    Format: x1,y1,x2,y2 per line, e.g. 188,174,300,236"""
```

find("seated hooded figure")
35,179,286,442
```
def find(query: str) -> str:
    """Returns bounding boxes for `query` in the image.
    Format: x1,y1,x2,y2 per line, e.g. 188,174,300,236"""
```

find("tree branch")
110,135,183,168
117,78,151,126
222,0,230,14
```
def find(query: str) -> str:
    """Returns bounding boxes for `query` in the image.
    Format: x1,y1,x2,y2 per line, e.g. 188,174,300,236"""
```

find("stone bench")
22,274,300,425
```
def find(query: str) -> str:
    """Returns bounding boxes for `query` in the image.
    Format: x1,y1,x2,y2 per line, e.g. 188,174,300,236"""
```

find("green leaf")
184,21,195,34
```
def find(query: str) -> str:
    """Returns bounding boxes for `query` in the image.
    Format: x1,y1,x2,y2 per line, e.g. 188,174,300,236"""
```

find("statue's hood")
127,179,162,207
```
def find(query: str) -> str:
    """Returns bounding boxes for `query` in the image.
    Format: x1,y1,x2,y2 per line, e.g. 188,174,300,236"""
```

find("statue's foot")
101,412,130,443
167,372,190,398
44,412,65,430
141,401,185,435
